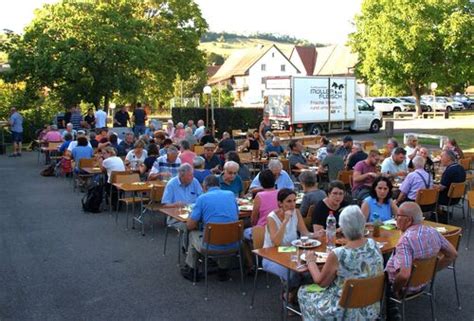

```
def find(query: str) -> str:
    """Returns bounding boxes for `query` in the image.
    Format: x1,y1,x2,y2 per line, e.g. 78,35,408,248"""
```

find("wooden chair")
294,132,304,137
139,185,165,236
193,145,205,155
337,170,353,193
73,158,97,191
116,173,149,228
389,256,439,321
466,190,474,249
339,273,385,321
109,170,132,215
280,159,291,174
194,220,245,300
303,204,316,230
302,137,315,146
250,225,270,308
460,158,471,171
443,230,462,309
242,180,251,194
415,189,439,221
444,182,466,224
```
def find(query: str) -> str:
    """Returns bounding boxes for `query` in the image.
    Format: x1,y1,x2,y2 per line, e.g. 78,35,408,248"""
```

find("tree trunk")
104,94,110,113
410,85,422,115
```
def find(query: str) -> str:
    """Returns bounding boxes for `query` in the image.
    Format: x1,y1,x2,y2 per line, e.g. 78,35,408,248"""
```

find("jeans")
134,125,146,137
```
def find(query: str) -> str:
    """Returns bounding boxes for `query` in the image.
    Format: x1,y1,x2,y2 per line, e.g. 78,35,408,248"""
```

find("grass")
394,128,474,151
199,38,295,58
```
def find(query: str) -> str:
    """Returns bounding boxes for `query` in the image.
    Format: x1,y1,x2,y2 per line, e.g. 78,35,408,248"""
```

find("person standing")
114,105,130,127
8,107,24,157
70,106,84,130
132,102,147,137
259,112,272,144
84,108,96,129
95,106,107,129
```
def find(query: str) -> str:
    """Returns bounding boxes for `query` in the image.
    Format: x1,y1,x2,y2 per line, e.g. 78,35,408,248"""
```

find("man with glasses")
385,202,457,320
352,150,380,201
249,159,294,193
219,161,243,197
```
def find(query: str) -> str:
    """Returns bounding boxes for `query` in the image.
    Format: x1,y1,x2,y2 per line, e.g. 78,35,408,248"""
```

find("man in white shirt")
404,135,419,165
95,107,108,129
193,119,206,140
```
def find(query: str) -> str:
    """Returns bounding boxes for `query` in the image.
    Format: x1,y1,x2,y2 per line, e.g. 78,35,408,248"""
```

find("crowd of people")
21,105,469,321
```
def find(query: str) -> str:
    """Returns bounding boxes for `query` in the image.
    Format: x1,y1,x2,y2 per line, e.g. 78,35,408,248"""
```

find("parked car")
368,97,410,114
399,96,431,112
452,94,474,109
421,95,464,112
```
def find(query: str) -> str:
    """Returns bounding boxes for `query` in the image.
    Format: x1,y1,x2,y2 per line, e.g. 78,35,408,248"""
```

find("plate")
435,227,447,233
383,219,397,225
291,239,321,249
237,198,252,205
296,199,303,205
239,205,253,211
178,213,189,220
376,241,386,249
300,251,328,263
131,182,146,186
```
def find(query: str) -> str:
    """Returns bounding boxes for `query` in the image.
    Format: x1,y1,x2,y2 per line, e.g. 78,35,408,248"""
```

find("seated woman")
299,171,326,218
225,151,251,181
192,156,212,184
140,143,159,175
298,205,384,320
263,189,322,294
173,122,186,142
312,180,348,231
362,176,398,222
443,138,464,160
239,131,260,153
125,140,148,171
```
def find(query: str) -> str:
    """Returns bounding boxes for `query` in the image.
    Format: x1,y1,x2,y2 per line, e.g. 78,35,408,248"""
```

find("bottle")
326,211,337,252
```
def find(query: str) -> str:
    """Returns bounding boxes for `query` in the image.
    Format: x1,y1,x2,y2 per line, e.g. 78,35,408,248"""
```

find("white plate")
383,219,397,225
239,205,253,211
296,199,303,205
376,241,386,249
300,251,328,263
291,239,322,249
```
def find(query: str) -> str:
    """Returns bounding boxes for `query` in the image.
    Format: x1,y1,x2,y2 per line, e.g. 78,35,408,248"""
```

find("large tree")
1,0,207,109
349,0,473,113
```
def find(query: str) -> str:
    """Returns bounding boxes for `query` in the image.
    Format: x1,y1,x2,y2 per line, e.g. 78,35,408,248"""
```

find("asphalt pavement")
1,152,473,321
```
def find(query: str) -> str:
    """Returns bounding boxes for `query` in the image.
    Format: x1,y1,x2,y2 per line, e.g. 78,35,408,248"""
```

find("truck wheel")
369,120,380,133
426,106,432,112
308,124,323,136
446,106,452,113
393,107,402,113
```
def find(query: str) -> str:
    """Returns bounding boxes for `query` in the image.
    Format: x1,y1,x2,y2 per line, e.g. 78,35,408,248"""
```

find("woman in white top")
125,140,148,171
263,188,323,294
99,146,125,183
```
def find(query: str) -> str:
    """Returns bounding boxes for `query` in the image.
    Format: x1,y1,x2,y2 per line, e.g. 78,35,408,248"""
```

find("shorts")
12,131,23,143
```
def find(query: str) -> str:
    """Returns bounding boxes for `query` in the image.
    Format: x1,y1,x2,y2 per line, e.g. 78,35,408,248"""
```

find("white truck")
263,76,382,135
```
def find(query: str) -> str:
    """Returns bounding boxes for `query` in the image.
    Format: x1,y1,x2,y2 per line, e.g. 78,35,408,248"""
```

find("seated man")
161,163,202,208
335,136,353,160
264,136,285,157
201,143,223,174
385,202,457,319
193,156,212,184
319,143,344,182
148,145,182,181
346,143,367,170
249,159,294,193
159,138,173,156
381,147,408,178
217,131,236,154
181,175,239,281
288,140,308,171
352,150,380,201
397,156,432,205
386,138,399,156
437,150,466,207
118,132,135,156
219,161,243,197
408,147,435,178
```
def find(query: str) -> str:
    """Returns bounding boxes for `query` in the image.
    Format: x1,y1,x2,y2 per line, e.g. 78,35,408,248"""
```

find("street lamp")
203,85,214,135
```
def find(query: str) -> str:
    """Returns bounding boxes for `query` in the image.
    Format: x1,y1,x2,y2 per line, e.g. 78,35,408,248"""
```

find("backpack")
40,164,55,177
60,157,73,176
82,183,103,213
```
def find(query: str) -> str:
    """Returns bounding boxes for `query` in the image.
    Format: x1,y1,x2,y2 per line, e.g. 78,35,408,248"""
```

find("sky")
0,0,362,44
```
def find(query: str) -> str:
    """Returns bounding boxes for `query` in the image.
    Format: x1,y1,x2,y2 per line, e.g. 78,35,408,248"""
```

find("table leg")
131,192,136,229
283,268,290,321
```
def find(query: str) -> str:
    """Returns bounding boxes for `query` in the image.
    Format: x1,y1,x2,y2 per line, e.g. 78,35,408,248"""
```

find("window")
261,64,266,71
272,52,275,58
261,78,266,84
281,64,286,72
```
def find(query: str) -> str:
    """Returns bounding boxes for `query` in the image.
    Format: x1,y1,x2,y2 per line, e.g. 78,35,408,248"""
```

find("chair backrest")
415,188,439,206
203,220,244,246
193,145,205,155
150,185,165,202
78,158,96,169
48,141,63,149
242,180,251,194
252,225,265,250
460,158,471,171
467,190,474,209
302,137,315,145
115,173,140,184
337,170,353,186
447,182,466,199
303,204,316,230
110,170,131,184
444,229,462,251
339,273,385,309
280,159,290,173
407,256,438,289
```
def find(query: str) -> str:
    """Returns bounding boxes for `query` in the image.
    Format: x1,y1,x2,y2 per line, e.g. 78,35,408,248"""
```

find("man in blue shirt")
161,163,202,208
264,136,285,157
8,107,23,157
438,150,466,208
249,159,294,193
219,161,243,197
181,175,239,281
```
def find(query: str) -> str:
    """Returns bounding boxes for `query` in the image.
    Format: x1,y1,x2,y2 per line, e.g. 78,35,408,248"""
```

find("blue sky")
1,0,362,44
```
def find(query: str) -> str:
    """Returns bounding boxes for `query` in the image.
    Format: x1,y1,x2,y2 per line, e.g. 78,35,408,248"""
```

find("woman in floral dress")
298,205,384,320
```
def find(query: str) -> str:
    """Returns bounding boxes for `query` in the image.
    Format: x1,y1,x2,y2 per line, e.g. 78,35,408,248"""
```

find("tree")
206,52,225,65
349,0,473,114
1,0,207,110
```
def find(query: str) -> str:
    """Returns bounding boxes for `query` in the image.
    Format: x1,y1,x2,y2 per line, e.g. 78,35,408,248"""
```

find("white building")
208,44,300,107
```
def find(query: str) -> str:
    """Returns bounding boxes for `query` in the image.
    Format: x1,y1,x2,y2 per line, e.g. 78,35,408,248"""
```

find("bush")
172,107,264,137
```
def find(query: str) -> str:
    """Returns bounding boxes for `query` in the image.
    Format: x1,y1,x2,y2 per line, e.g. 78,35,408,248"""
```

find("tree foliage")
1,0,207,110
350,0,473,113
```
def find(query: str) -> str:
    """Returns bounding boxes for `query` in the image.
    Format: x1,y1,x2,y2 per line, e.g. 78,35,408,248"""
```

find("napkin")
305,284,326,293
278,246,296,253
381,225,396,230
178,214,189,219
435,227,447,233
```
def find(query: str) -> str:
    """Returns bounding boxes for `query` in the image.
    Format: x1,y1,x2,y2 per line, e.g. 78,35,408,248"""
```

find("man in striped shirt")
385,202,457,319
148,145,181,181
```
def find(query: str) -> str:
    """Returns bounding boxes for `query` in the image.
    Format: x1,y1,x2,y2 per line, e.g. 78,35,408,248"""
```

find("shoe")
8,153,17,157
17,153,22,157
180,265,201,282
217,268,230,282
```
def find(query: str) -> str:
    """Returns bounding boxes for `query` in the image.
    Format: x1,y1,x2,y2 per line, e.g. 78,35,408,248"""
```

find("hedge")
171,107,264,138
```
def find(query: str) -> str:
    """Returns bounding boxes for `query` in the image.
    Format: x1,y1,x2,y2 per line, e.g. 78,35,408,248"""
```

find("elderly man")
437,150,466,207
397,156,432,205
404,135,420,164
148,145,182,180
381,147,408,178
185,119,197,133
386,202,457,318
118,132,135,156
193,156,212,183
249,159,294,192
181,175,239,281
288,140,308,170
346,143,367,170
42,124,62,143
409,147,435,178
201,143,222,173
217,131,236,154
161,163,202,208
219,161,243,196
352,150,380,201
335,136,353,160
386,138,399,156
193,119,206,140
62,123,77,140
264,136,285,157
